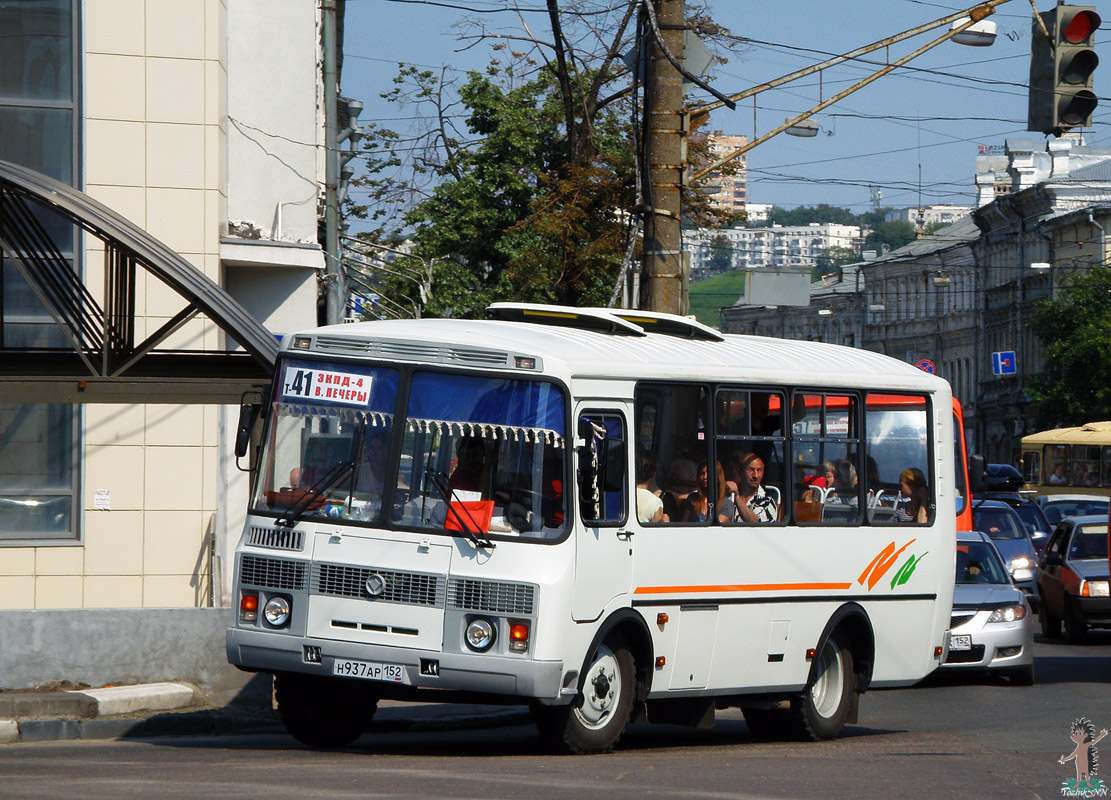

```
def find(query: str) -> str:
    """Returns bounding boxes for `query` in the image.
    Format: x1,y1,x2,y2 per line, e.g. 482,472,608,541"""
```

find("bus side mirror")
604,439,626,492
235,403,262,459
968,454,987,495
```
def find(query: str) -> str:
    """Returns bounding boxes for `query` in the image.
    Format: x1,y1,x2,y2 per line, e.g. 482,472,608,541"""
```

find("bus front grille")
246,526,304,552
240,555,307,591
313,563,444,607
448,578,535,615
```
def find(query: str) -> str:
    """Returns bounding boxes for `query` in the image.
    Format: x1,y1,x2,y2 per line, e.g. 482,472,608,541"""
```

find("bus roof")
286,310,949,393
1022,421,1111,446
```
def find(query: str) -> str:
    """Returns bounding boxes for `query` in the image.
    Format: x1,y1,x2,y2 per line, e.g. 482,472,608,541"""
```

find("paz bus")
1021,422,1111,497
226,304,961,753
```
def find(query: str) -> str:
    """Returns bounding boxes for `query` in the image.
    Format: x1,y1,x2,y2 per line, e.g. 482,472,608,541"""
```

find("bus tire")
787,632,856,741
274,672,377,748
1039,602,1061,639
534,637,636,754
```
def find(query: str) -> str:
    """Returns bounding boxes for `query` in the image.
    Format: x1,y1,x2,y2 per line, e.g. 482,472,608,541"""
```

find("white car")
1036,494,1109,526
941,530,1036,685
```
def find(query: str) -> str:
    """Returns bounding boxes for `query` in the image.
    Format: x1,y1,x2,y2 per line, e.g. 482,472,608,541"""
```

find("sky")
340,0,1111,227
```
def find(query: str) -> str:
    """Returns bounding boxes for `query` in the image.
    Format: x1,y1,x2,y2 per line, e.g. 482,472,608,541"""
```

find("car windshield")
1012,504,1049,535
956,542,1010,584
973,507,1025,539
1043,499,1109,525
1069,525,1110,560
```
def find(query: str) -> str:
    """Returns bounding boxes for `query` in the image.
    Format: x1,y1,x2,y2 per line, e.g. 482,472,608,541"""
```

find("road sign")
915,359,935,374
992,351,1017,375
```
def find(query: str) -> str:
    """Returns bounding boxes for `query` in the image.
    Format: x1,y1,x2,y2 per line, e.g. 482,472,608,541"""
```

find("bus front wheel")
274,672,378,748
787,633,856,741
533,637,636,754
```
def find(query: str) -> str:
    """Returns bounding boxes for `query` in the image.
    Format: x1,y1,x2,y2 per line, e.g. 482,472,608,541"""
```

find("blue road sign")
915,359,935,374
992,351,1017,375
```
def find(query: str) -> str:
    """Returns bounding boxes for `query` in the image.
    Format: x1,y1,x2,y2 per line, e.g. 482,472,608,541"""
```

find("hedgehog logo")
1060,717,1109,797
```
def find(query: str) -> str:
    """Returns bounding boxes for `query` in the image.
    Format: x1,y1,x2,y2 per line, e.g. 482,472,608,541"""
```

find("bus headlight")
987,604,1027,624
263,596,291,627
465,618,495,651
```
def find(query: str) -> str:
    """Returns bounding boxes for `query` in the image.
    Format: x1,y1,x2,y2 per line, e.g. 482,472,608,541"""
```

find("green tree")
766,204,860,227
863,220,916,253
1028,267,1111,427
706,234,734,273
348,2,744,318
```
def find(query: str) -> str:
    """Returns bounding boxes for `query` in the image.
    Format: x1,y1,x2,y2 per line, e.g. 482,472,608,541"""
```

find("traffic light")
1028,5,1101,135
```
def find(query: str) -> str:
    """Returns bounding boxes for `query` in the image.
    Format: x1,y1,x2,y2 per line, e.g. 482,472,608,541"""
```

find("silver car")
941,530,1036,685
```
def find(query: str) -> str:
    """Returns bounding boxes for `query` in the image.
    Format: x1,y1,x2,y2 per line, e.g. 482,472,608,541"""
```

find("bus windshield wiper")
426,469,495,550
276,460,354,527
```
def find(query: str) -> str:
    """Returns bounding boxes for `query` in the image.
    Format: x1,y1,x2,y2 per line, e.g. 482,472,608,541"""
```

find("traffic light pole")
643,0,686,315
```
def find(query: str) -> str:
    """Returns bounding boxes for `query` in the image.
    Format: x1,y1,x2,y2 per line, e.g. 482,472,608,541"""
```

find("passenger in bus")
636,453,668,524
679,461,725,523
723,452,778,523
450,435,488,495
894,467,928,523
1049,461,1068,485
354,430,389,496
660,458,697,520
827,459,859,505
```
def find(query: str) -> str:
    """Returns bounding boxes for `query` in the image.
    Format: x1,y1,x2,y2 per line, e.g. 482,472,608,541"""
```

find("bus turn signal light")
240,592,259,623
509,622,529,652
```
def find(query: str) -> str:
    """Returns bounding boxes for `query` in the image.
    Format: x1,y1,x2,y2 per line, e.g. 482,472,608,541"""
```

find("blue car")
972,499,1040,611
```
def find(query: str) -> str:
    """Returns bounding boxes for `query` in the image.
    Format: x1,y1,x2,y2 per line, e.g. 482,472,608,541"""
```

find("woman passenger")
680,461,726,523
895,467,928,523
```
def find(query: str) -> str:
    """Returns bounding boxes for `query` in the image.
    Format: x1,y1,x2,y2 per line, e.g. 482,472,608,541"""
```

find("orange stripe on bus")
633,582,853,595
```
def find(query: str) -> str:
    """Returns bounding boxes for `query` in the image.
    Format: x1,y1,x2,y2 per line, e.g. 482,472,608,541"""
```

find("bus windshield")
394,372,567,541
250,361,568,542
251,360,400,525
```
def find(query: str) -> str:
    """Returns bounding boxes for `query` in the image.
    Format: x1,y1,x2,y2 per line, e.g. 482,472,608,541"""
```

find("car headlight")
1010,556,1034,572
987,604,1027,624
1082,580,1110,598
465,618,495,651
263,596,291,627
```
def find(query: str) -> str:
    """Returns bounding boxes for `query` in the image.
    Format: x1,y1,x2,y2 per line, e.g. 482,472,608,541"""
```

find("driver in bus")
450,435,488,496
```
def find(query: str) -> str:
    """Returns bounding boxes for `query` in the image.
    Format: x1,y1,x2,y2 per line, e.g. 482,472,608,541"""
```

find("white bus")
227,303,957,753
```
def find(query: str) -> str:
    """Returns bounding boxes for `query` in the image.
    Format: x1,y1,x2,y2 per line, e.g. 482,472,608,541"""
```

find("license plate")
332,658,405,682
950,634,972,651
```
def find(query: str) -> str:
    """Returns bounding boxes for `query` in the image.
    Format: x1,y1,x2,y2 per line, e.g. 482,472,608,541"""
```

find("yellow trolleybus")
1021,422,1111,496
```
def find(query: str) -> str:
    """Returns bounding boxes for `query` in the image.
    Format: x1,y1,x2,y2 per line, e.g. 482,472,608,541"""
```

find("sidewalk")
0,682,531,745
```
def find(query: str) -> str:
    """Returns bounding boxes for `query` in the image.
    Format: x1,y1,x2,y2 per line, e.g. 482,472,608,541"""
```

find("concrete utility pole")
322,0,345,325
643,0,686,315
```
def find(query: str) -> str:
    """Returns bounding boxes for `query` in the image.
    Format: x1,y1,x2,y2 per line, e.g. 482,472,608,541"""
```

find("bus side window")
864,393,933,526
636,383,709,525
578,413,627,526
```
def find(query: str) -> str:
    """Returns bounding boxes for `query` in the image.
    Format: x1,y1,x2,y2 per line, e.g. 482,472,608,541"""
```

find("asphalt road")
3,633,1110,800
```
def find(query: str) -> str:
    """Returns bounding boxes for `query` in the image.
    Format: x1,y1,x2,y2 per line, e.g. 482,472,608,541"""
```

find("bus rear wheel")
533,638,636,754
787,633,856,741
274,672,378,748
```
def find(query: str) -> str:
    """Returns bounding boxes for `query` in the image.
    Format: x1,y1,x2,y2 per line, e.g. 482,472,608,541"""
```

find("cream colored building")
0,1,342,690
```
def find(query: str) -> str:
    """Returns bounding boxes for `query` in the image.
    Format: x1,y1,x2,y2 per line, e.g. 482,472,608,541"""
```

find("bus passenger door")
572,407,634,622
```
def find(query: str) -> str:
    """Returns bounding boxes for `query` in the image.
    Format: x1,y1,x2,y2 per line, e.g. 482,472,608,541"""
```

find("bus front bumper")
227,627,565,700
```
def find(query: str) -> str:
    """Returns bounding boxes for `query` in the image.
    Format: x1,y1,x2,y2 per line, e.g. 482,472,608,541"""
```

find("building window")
0,0,81,543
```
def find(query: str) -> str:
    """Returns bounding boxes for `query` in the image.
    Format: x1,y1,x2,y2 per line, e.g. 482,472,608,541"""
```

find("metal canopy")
0,160,278,404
